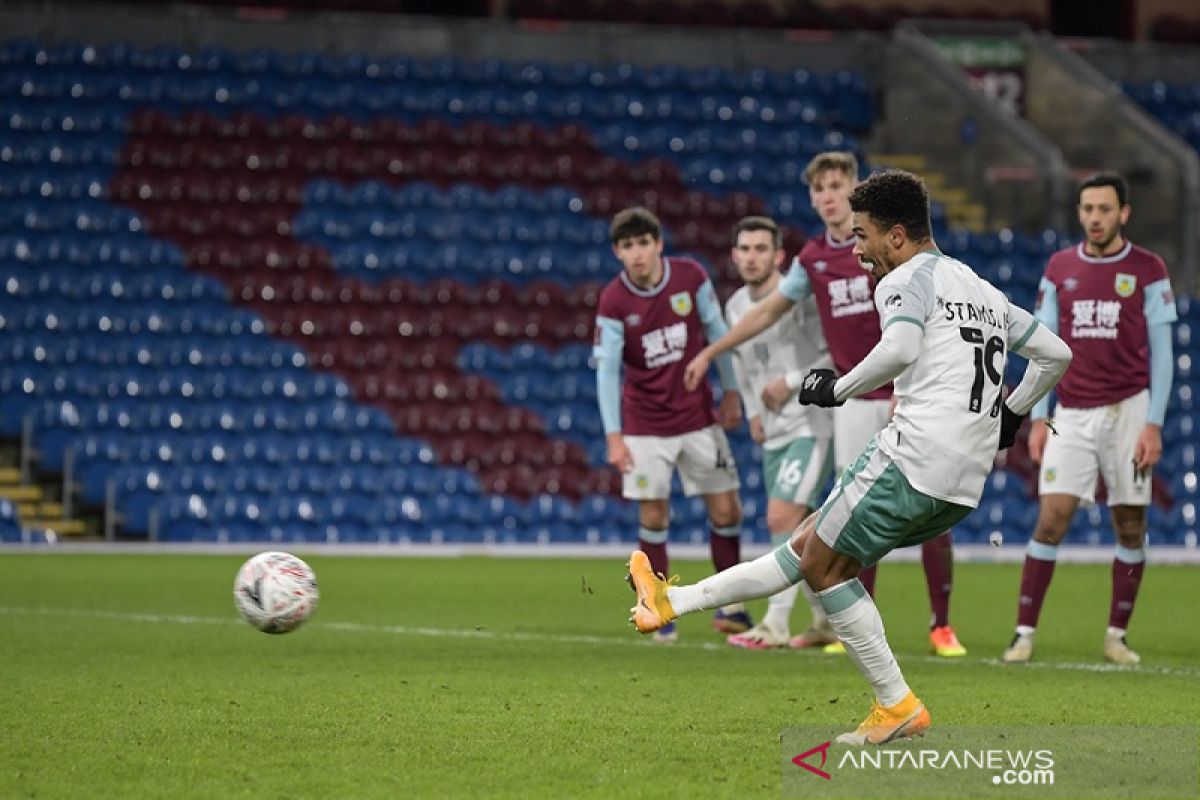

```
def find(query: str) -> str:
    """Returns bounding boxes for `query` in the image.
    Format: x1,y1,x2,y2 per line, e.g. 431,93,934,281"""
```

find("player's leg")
623,435,681,643
727,496,810,649
1103,505,1147,663
733,435,835,649
821,401,885,654
1003,407,1094,663
1002,494,1078,662
1098,390,1153,664
802,535,928,745
678,426,753,633
626,514,814,633
922,532,965,657
833,399,889,603
803,443,969,744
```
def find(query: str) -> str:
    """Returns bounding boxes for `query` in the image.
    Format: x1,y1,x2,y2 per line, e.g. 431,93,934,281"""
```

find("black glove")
796,369,844,408
998,404,1026,449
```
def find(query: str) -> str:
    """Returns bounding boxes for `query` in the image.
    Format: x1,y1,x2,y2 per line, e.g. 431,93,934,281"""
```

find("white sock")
668,543,801,617
762,533,799,634
819,579,910,707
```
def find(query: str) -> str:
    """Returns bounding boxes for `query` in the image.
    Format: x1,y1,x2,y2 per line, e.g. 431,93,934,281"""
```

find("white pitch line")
2,605,1198,679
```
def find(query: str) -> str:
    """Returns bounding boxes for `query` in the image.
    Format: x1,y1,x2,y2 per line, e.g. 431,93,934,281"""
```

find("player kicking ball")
624,171,1072,744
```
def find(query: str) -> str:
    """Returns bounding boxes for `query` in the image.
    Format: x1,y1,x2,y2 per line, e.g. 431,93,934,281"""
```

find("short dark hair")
1077,171,1129,207
732,216,782,249
848,170,931,241
610,206,662,244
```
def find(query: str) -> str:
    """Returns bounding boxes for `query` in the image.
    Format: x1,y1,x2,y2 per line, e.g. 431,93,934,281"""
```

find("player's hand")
683,350,712,392
717,391,742,430
606,432,634,473
1133,423,1162,471
1027,419,1049,465
796,369,844,408
761,376,792,413
748,416,765,444
998,404,1027,450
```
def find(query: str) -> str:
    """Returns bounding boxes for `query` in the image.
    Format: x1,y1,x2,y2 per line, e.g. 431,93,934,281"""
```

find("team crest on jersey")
669,292,693,316
625,314,641,327
1063,278,1079,292
813,260,827,272
1114,273,1137,298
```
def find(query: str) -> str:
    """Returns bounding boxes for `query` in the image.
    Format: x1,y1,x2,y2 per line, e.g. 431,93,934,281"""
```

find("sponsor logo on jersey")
669,292,693,316
828,275,874,318
635,474,649,489
640,321,689,368
1114,273,1137,298
1044,468,1056,483
885,293,903,308
1070,299,1121,340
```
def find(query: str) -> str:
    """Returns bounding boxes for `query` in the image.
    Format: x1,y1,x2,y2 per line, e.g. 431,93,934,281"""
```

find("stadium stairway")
0,465,88,540
870,153,986,233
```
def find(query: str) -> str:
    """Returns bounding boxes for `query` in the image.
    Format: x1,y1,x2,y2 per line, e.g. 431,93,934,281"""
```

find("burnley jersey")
783,231,892,400
594,256,721,436
1037,241,1176,409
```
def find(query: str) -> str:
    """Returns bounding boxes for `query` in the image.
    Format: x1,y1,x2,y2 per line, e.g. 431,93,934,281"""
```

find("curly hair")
848,170,931,242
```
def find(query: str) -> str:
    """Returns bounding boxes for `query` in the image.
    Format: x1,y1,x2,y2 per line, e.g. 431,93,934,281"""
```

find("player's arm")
594,315,632,472
696,279,738,393
683,260,808,390
1139,276,1178,469
1022,277,1063,460
1003,305,1072,416
1145,277,1177,428
1028,277,1060,422
732,350,765,443
998,304,1072,450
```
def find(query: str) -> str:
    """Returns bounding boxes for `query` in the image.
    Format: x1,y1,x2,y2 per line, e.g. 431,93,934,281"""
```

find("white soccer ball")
989,530,1004,548
233,551,319,634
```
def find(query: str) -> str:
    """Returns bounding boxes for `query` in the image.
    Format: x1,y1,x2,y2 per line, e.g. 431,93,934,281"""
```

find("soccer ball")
233,551,319,634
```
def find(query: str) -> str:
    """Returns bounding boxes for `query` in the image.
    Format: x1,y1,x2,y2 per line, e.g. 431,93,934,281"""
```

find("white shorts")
622,425,739,500
1039,390,1152,507
834,397,892,472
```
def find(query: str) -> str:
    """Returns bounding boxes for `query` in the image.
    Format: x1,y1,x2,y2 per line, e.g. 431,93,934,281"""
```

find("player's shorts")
622,425,739,500
1039,389,1152,507
763,435,834,510
815,439,972,568
833,397,892,472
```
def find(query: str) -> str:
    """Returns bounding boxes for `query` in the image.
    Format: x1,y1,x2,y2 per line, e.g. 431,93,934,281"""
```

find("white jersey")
725,284,833,450
873,251,1038,507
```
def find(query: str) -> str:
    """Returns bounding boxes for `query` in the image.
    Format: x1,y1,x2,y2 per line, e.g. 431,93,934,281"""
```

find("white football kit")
858,251,1046,507
724,287,833,449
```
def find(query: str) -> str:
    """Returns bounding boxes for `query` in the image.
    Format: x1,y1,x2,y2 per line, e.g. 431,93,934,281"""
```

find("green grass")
0,554,1197,799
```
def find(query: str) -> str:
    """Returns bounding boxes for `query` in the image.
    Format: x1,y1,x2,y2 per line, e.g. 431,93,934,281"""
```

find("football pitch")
1,553,1198,799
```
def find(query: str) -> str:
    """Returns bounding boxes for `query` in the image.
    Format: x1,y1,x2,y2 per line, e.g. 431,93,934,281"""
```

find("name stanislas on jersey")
934,294,1008,331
